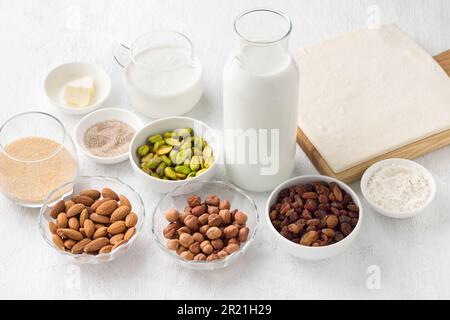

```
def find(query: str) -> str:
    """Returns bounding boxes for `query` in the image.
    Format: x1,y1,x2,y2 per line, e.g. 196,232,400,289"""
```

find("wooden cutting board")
297,49,450,183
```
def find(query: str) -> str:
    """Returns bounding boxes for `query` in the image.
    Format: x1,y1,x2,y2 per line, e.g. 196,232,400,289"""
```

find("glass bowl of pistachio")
129,117,220,193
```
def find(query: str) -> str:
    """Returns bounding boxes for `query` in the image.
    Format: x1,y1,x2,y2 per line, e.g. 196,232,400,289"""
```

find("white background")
0,0,449,299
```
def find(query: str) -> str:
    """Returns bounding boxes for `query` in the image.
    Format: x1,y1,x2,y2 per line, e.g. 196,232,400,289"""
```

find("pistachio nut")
204,156,215,169
203,145,213,160
175,165,191,175
190,156,201,172
164,167,178,180
187,172,196,179
196,168,208,176
156,162,167,176
148,134,163,144
165,137,181,146
175,149,192,165
137,145,150,157
161,155,172,166
145,157,162,169
156,145,173,155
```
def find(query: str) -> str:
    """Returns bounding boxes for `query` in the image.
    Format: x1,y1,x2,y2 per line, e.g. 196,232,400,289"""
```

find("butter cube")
64,76,95,107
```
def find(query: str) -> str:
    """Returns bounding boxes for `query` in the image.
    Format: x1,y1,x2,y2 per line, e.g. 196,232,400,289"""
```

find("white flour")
366,163,431,213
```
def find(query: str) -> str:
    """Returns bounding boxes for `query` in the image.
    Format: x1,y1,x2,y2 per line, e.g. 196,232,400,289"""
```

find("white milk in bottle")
223,9,299,192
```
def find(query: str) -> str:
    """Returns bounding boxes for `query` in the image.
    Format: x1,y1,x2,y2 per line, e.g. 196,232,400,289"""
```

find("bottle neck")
235,38,291,74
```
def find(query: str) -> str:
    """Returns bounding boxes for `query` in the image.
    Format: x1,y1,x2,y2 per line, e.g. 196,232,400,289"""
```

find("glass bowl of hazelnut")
152,180,259,270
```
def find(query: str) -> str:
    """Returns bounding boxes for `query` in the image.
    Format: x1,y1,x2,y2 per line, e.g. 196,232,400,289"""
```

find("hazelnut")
177,226,191,235
199,225,210,234
167,239,179,251
219,199,231,210
192,232,204,243
206,253,219,261
234,211,248,225
194,253,207,261
187,195,201,208
189,242,201,255
223,225,238,238
225,243,240,254
206,226,222,240
165,208,180,222
198,213,209,225
217,250,229,259
219,209,231,224
205,195,220,206
180,250,194,260
184,206,192,214
208,214,222,227
176,246,187,255
179,233,194,248
238,227,249,242
184,215,199,231
227,238,239,245
211,238,224,250
208,206,219,214
192,205,206,217
163,223,178,239
200,240,213,255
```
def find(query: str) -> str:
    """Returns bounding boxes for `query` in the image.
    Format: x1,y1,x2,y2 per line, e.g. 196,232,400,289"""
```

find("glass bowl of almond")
39,176,145,264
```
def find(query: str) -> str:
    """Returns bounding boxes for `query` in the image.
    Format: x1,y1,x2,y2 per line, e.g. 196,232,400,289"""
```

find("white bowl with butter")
361,158,436,219
44,62,111,115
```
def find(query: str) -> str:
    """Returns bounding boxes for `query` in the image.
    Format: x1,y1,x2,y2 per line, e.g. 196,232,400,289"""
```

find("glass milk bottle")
223,8,299,192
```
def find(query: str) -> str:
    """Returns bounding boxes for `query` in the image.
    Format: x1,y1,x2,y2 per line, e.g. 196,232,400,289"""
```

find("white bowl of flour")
361,158,436,219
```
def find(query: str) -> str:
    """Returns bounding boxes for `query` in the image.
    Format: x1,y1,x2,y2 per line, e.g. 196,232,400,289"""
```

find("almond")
65,200,75,211
56,212,68,228
84,237,110,252
93,226,108,239
96,200,118,216
110,233,124,245
125,212,138,228
99,245,113,254
79,208,89,226
68,217,79,230
119,194,132,209
94,223,105,229
107,221,126,235
112,239,128,250
71,195,94,206
79,228,86,237
124,227,136,241
79,189,101,200
84,219,95,238
92,198,110,210
71,238,92,254
110,205,131,223
50,200,65,219
60,228,84,241
66,203,85,218
52,234,65,250
64,239,76,249
90,213,110,224
102,188,119,201
48,221,58,234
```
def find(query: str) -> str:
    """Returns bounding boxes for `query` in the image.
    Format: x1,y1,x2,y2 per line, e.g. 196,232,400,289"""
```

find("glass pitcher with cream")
115,31,203,118
223,8,299,192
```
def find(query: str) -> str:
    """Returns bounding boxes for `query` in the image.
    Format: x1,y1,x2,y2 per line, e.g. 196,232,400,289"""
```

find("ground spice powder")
83,120,135,158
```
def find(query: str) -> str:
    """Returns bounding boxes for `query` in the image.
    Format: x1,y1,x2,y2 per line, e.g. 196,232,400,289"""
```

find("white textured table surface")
1,0,449,300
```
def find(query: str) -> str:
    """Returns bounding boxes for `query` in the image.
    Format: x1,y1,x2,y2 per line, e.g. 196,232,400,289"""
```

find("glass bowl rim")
151,180,259,266
38,175,146,259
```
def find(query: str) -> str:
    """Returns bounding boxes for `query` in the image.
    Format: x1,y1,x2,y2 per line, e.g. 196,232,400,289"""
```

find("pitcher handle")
114,41,131,68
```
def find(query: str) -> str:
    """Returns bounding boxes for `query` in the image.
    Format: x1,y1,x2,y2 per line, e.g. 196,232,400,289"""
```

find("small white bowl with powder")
361,158,436,219
74,108,143,164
